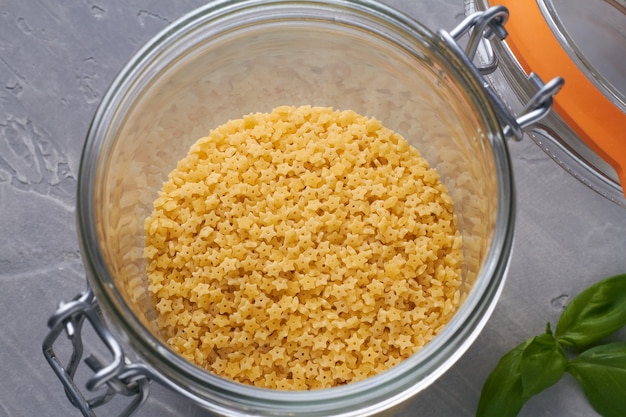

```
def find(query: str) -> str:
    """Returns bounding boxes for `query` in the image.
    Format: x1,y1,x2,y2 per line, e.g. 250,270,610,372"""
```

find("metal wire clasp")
439,5,564,141
42,288,151,417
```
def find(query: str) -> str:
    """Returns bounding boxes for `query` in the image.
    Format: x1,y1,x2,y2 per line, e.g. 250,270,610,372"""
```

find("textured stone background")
1,1,625,416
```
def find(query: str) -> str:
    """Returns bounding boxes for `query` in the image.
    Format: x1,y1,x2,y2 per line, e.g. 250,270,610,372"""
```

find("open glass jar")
43,1,563,416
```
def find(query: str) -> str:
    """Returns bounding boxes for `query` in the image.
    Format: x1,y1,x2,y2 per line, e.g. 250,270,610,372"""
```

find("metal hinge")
42,288,151,417
439,5,564,141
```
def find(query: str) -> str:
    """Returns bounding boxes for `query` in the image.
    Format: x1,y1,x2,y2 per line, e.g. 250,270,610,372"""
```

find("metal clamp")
439,5,564,141
42,288,151,417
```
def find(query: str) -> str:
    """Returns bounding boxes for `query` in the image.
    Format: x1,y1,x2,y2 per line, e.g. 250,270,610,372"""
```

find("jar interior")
88,5,501,394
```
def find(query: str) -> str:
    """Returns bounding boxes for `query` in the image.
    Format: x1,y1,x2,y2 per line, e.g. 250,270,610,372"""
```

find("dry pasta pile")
144,105,463,389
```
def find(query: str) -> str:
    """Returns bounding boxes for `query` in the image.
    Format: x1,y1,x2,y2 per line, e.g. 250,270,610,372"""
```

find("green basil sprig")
477,273,626,417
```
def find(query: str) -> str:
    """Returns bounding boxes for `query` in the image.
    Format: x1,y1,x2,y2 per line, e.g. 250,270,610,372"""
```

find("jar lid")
487,0,626,203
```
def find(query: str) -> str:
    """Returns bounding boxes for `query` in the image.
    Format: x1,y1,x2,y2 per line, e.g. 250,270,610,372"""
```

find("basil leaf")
555,273,626,348
478,329,568,417
519,329,568,398
476,339,530,417
567,342,626,417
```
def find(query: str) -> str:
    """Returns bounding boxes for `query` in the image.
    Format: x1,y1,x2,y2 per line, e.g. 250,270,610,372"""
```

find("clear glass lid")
551,0,626,108
476,0,626,206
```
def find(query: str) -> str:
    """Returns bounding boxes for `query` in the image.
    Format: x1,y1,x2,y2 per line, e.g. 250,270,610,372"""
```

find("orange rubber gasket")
491,0,626,190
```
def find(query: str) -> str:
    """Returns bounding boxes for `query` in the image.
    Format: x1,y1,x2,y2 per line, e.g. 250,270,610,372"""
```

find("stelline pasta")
144,105,463,389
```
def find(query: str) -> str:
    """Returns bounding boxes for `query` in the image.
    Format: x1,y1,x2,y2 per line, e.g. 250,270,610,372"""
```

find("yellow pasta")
144,105,463,389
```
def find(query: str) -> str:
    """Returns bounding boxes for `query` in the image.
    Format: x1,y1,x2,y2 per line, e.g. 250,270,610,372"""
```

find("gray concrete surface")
1,1,625,416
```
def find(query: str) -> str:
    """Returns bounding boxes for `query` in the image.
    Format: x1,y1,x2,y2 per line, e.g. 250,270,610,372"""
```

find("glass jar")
43,1,560,416
468,0,626,208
